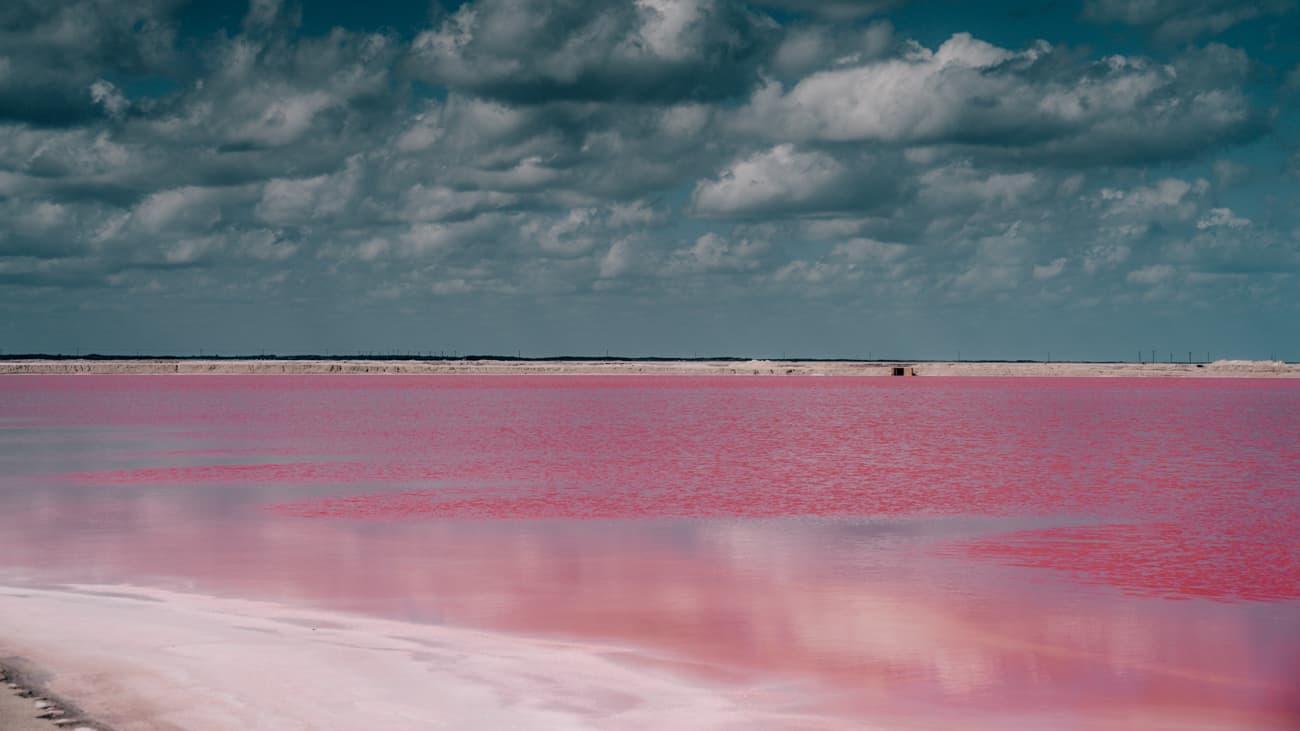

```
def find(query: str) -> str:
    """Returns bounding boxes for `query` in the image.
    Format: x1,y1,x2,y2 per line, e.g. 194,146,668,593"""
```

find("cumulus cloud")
748,0,907,20
692,144,895,216
147,27,399,152
88,79,128,118
1212,159,1251,188
523,208,604,255
1127,263,1175,284
667,232,768,273
397,184,516,225
692,144,843,214
0,0,181,125
255,159,363,225
832,237,908,265
1083,0,1295,42
410,0,775,103
1033,257,1068,280
1083,244,1132,275
599,236,641,278
735,33,1264,164
770,20,896,77
918,163,1040,210
1100,177,1208,222
1196,207,1250,229
952,224,1033,293
131,186,227,234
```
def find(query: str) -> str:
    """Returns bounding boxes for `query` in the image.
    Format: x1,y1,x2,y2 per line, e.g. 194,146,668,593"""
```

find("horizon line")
0,354,1285,365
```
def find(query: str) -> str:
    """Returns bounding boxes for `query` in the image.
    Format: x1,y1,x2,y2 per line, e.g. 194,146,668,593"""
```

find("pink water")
1,375,1297,729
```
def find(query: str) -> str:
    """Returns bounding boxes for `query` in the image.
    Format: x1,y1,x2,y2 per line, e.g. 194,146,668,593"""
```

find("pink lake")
0,375,1297,730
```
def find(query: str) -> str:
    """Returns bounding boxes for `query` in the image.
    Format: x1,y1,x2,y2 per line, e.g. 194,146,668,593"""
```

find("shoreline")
1,358,1297,377
0,660,106,731
0,581,850,731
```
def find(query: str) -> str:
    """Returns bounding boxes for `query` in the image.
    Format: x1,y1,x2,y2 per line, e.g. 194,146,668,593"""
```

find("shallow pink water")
1,375,1297,729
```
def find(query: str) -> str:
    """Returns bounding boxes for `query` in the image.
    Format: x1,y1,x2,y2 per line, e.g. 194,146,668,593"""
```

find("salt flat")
0,582,852,731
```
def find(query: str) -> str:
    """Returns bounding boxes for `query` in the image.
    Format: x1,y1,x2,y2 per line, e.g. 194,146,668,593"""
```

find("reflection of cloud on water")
0,485,1294,728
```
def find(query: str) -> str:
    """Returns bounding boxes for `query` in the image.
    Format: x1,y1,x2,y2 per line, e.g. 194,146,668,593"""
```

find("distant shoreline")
1,358,1297,377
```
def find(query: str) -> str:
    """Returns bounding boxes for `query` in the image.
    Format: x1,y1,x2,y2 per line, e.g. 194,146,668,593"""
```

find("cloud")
762,233,915,297
1033,257,1068,280
1285,63,1300,91
88,79,128,118
1099,177,1208,222
666,232,768,273
599,236,641,278
738,33,1023,142
1196,207,1250,229
831,237,908,265
918,163,1041,210
146,28,399,152
255,158,363,225
1082,0,1295,42
523,208,603,255
1127,263,1175,284
747,0,908,20
692,144,893,216
381,95,731,207
735,34,1265,164
0,196,113,259
0,0,182,126
410,0,776,103
1083,244,1132,275
131,186,227,234
1212,158,1251,188
770,20,895,78
951,223,1033,293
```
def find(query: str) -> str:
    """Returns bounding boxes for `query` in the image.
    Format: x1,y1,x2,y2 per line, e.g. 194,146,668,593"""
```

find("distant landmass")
0,358,1295,377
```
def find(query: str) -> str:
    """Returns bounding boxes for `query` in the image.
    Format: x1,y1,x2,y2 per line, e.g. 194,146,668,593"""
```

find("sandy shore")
1,358,1296,377
1,661,102,731
0,582,854,731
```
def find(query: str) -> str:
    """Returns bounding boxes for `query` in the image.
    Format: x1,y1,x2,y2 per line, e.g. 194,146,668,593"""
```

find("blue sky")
1,0,1298,359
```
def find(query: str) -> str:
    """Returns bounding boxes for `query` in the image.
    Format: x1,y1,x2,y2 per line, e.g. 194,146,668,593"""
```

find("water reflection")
0,482,1294,729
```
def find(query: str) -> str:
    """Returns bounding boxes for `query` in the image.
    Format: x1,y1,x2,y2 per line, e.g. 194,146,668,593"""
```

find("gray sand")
0,664,101,731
